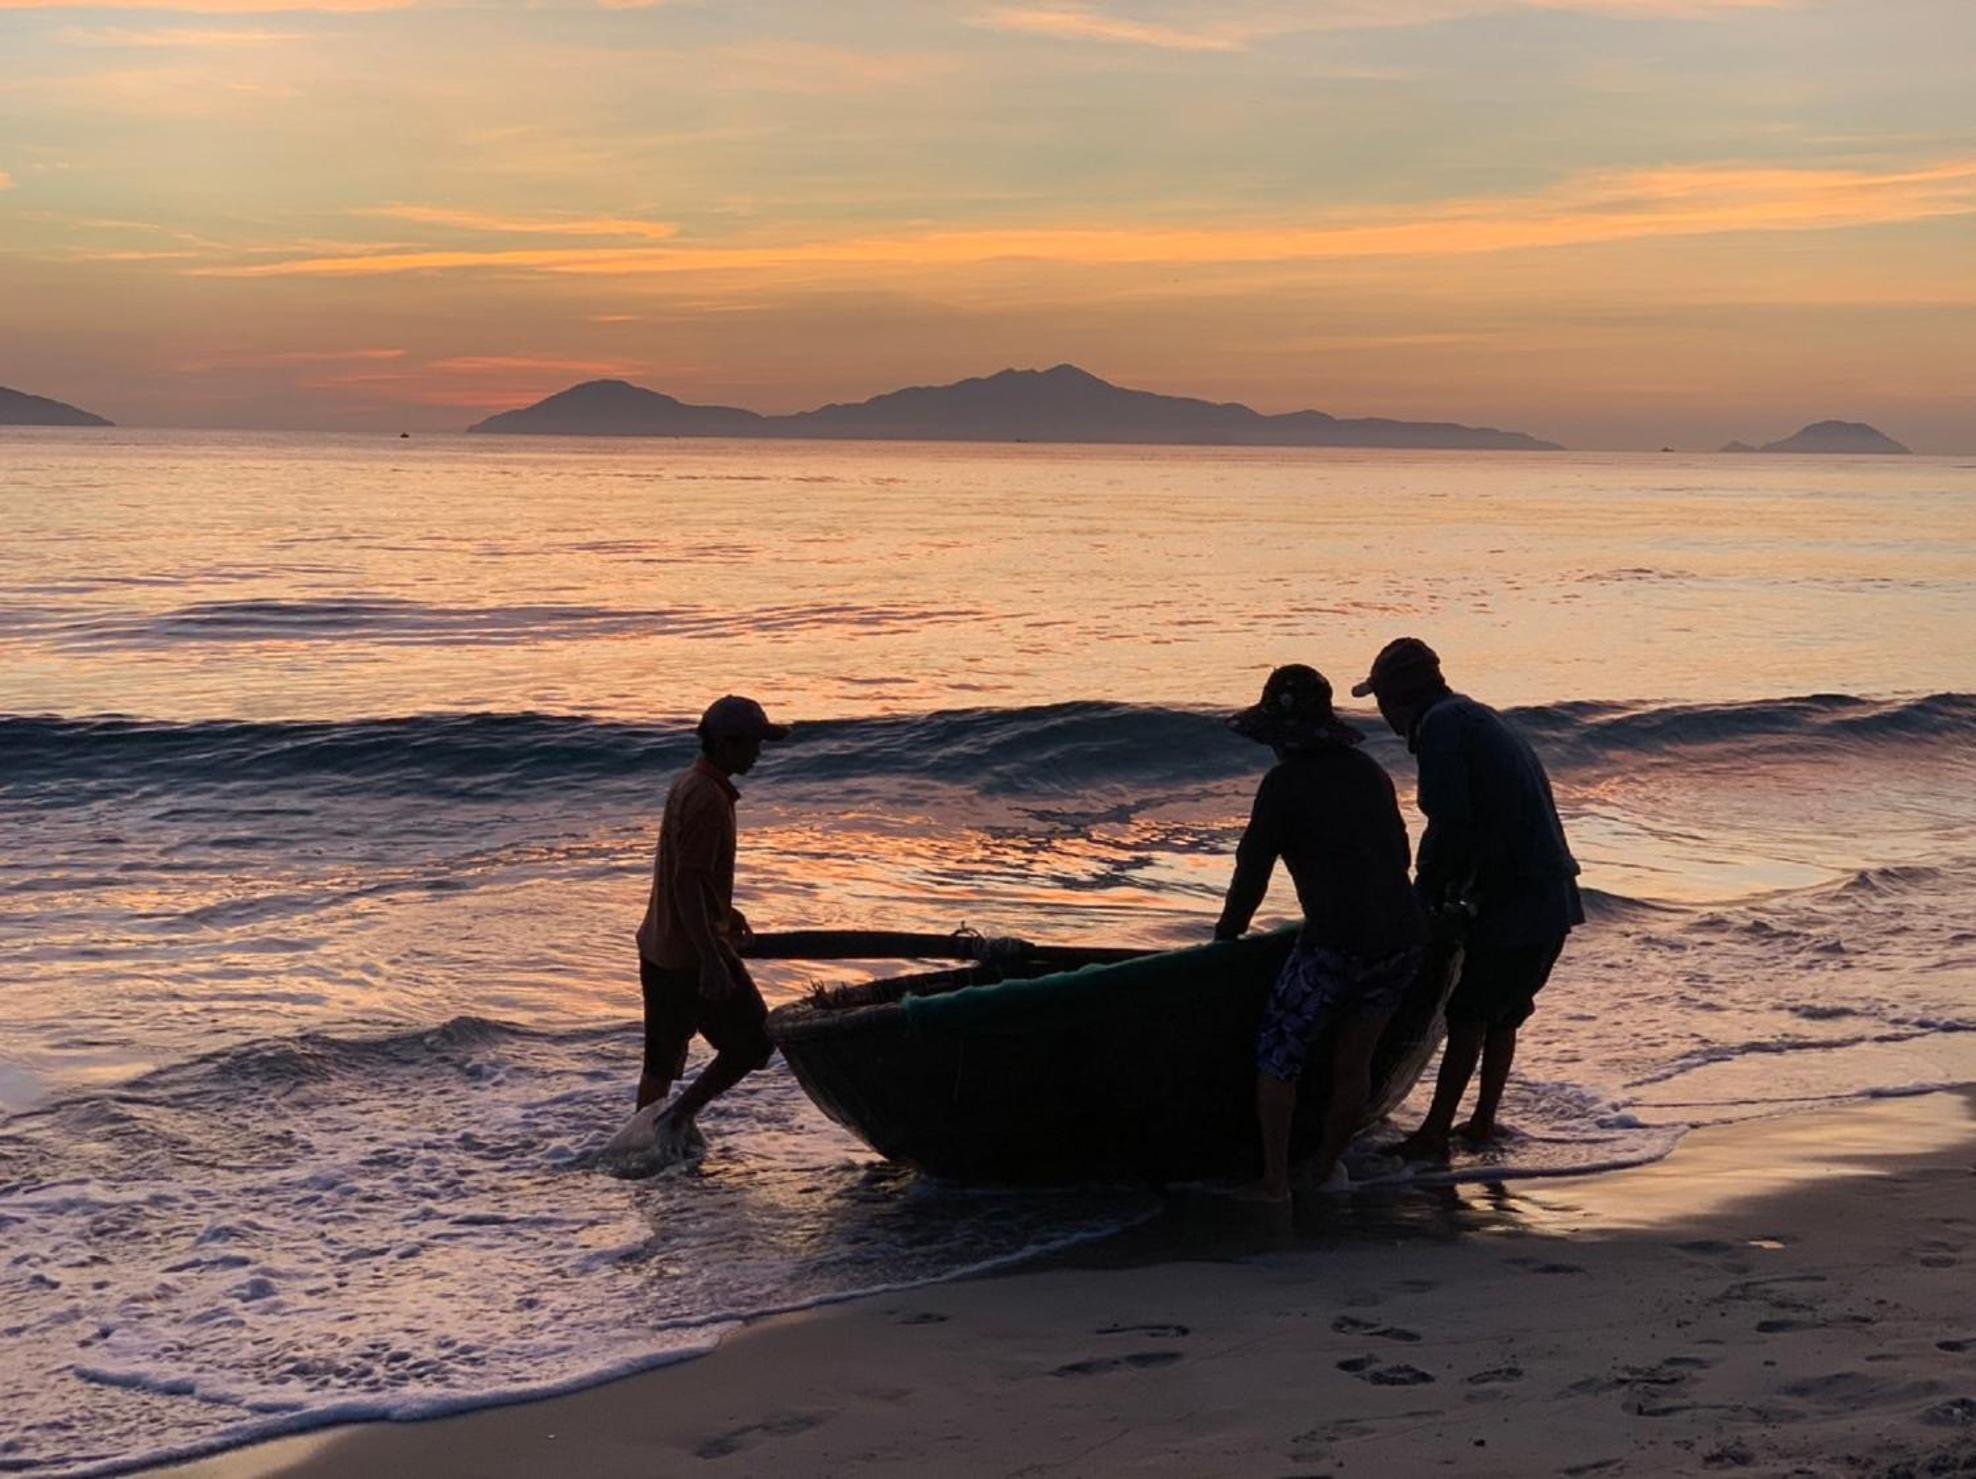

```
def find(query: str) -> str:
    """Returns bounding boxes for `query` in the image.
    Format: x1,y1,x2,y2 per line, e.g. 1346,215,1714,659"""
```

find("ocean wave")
6,596,984,649
1507,691,1976,758
3,692,1970,801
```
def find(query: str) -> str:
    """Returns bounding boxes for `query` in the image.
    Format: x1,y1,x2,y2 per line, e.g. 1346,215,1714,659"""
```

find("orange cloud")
175,347,407,371
291,355,645,410
0,172,13,190
364,206,680,241
424,355,638,374
198,158,1976,280
975,6,1244,50
56,24,303,43
974,0,1794,50
0,0,405,10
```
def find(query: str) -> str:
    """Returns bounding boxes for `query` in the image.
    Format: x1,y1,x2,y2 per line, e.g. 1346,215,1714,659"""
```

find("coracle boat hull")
767,928,1461,1185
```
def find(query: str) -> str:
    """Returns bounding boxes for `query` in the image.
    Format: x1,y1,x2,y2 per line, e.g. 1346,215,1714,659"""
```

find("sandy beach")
163,1089,1976,1479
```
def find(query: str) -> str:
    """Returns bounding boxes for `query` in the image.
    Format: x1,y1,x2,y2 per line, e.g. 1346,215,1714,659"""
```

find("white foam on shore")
45,1212,1161,1479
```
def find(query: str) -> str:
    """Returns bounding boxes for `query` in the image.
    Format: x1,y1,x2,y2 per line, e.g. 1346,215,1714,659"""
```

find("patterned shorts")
1255,941,1422,1084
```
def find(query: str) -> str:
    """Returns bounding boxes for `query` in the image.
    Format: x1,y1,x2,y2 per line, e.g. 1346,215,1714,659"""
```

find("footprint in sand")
1935,1338,1976,1353
1367,1365,1437,1387
1052,1351,1184,1377
1701,1440,1755,1469
693,1412,827,1459
1466,1366,1525,1385
1331,1315,1422,1342
1755,1315,1872,1334
1771,1370,1944,1419
1337,1354,1436,1386
896,1311,949,1325
1096,1322,1190,1339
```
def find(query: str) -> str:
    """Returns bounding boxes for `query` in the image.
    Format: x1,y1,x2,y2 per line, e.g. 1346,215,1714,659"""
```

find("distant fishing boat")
759,927,1461,1184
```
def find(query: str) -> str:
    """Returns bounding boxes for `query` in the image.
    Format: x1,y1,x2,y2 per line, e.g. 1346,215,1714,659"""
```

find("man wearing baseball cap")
1352,640,1583,1164
624,694,789,1164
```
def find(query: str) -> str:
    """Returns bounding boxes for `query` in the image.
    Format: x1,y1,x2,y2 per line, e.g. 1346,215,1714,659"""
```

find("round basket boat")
767,927,1462,1185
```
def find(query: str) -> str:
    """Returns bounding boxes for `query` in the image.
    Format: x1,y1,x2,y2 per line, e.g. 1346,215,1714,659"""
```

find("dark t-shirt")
1411,693,1584,948
1220,742,1426,960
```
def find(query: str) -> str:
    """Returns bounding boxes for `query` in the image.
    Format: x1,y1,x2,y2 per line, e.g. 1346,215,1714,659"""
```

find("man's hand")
1213,918,1244,942
698,952,739,1003
726,908,755,951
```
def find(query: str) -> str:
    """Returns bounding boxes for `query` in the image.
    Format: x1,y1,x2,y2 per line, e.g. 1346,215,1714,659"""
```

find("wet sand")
166,1090,1976,1478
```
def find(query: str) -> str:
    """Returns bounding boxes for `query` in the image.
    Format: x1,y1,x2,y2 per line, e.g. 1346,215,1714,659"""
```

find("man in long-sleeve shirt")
1214,664,1426,1200
1351,638,1584,1163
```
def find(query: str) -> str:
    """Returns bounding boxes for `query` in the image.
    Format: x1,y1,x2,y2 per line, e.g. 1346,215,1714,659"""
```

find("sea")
3,431,1973,1474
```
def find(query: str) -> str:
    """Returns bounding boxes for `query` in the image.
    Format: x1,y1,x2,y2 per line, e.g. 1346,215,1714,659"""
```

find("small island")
471,364,1563,451
0,386,113,427
1720,420,1910,455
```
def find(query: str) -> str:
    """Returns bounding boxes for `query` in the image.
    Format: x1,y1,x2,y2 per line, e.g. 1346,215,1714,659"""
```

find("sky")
2,0,1973,449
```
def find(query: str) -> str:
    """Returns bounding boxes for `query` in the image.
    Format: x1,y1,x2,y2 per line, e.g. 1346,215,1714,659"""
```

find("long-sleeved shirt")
1411,693,1584,948
636,758,741,969
1218,742,1426,961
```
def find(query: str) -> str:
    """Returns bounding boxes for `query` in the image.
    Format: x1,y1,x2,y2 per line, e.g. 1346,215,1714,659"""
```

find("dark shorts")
1445,934,1567,1030
640,958,774,1081
1256,942,1421,1084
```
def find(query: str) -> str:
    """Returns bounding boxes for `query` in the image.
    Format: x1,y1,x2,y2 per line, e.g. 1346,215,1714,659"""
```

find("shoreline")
160,1088,1976,1478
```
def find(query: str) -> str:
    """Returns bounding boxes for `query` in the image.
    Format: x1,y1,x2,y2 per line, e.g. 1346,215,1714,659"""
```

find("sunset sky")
2,0,1972,448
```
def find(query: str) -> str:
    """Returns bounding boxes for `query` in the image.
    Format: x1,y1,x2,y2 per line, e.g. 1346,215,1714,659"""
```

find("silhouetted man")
1215,664,1426,1200
620,694,787,1165
1350,639,1583,1164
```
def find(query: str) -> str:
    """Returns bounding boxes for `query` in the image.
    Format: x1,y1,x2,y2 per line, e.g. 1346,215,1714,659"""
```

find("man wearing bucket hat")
1215,664,1427,1200
617,694,789,1166
1351,639,1584,1164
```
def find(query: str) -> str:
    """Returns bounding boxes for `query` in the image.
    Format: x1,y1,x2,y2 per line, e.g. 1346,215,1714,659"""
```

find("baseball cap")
696,694,789,741
1350,637,1444,699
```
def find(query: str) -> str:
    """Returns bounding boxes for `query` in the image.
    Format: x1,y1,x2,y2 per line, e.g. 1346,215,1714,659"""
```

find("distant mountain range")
0,386,112,427
470,365,1562,451
1721,420,1909,455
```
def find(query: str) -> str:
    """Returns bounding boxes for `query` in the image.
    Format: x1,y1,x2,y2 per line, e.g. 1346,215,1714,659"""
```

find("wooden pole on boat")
744,929,1149,968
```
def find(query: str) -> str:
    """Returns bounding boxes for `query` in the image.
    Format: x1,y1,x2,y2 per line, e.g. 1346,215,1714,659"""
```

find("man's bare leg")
657,1047,760,1127
1249,1075,1298,1202
1457,1027,1517,1144
1308,1010,1393,1186
1395,1020,1485,1163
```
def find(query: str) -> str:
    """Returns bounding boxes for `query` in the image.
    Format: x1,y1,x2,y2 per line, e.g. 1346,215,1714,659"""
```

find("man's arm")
1215,774,1286,940
669,789,742,1000
1414,713,1476,909
678,867,741,1000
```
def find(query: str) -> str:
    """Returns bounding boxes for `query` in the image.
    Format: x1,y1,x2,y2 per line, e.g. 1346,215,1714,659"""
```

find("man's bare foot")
652,1110,708,1165
1455,1118,1505,1146
1394,1130,1450,1164
600,1102,707,1174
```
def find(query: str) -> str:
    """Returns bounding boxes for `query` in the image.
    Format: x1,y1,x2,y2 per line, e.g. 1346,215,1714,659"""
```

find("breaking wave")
4,692,1970,802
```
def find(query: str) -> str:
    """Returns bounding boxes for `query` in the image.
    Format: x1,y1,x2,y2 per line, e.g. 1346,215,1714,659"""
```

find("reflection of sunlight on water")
6,438,1973,721
1501,1091,1976,1231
